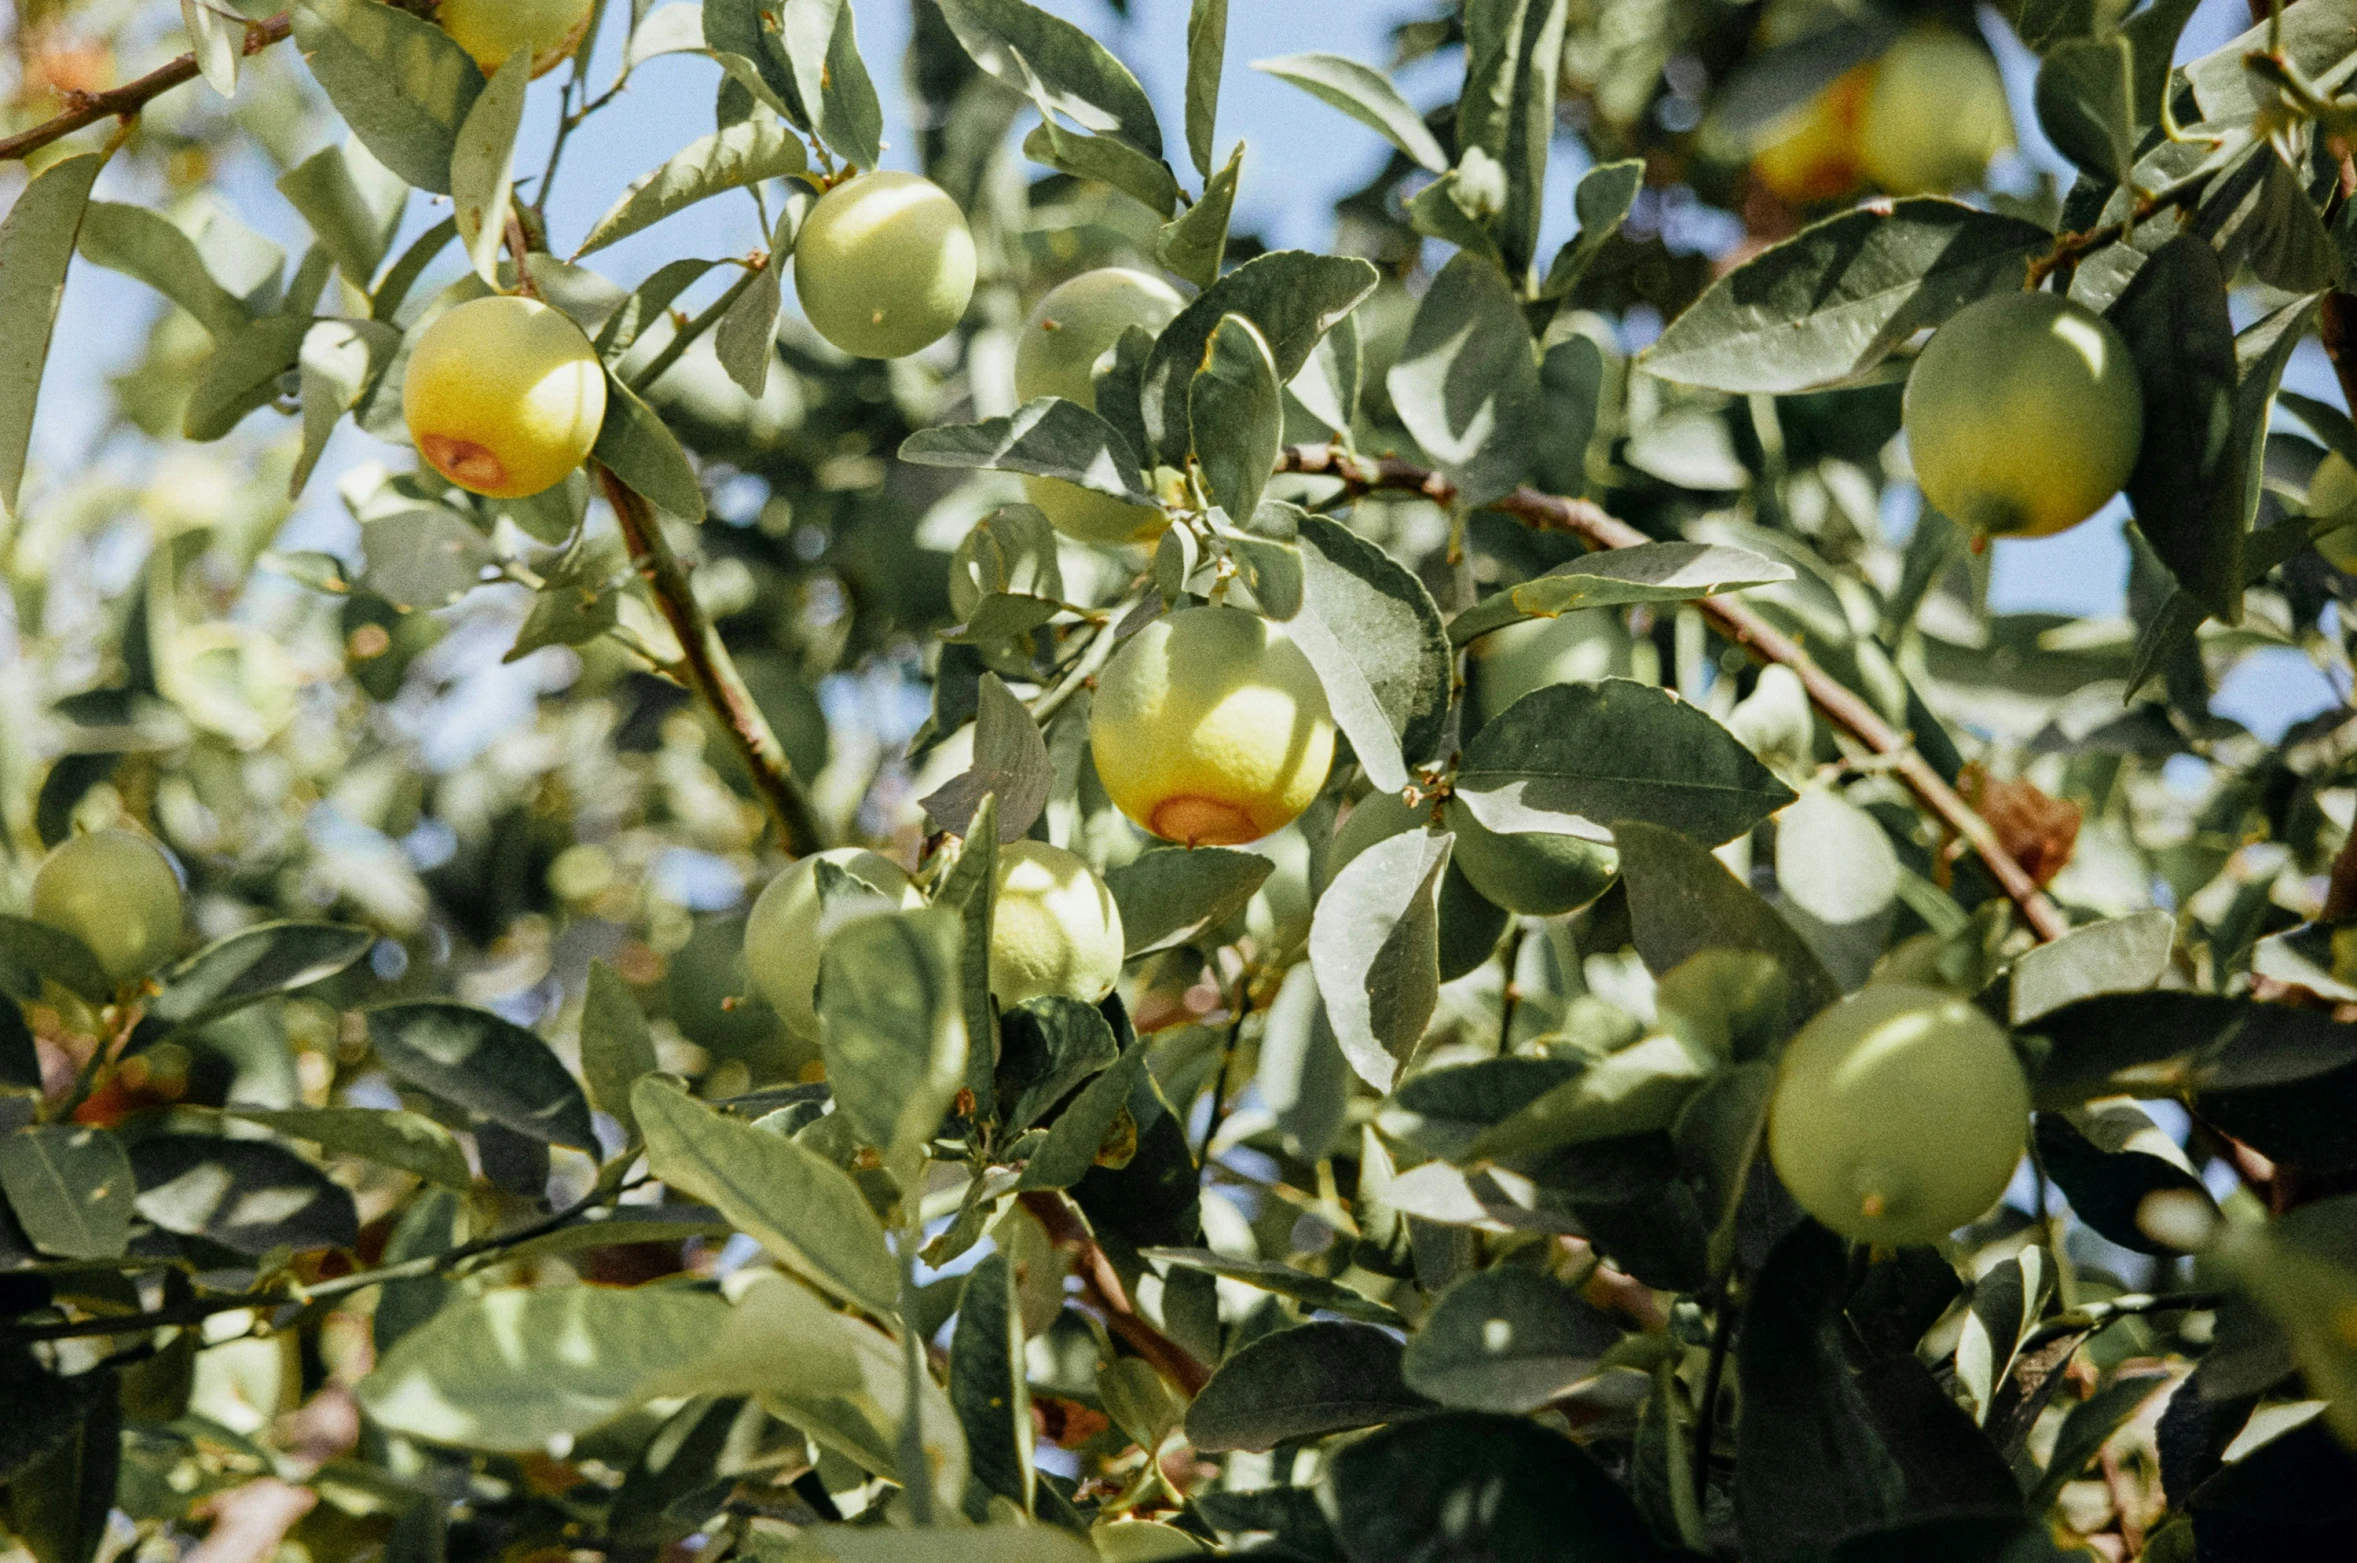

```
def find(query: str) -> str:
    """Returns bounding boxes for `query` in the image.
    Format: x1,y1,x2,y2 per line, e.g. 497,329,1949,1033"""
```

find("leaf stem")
1692,1283,1739,1516
0,13,293,164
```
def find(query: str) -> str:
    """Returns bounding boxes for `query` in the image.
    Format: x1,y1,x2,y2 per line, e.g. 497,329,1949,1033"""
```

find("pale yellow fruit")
991,840,1125,1007
1091,605,1337,847
439,0,594,78
1903,291,2143,539
1014,268,1186,545
403,296,607,499
1768,983,2030,1246
743,849,924,1039
32,829,185,984
2309,452,2357,572
1858,26,2015,195
794,172,978,360
1752,63,1872,204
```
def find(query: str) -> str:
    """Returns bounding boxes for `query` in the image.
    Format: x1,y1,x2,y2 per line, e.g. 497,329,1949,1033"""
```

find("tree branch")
596,466,824,857
0,14,293,164
1020,1190,1210,1396
1278,444,2073,944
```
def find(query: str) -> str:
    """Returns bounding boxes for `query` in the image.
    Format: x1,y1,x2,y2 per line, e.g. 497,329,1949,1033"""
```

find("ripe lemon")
439,0,594,78
743,849,924,1039
1903,291,2143,540
32,829,185,985
1858,27,2015,195
1439,798,1616,918
1768,982,2031,1246
403,295,608,499
1753,63,1872,204
1091,605,1337,847
794,172,977,360
991,840,1125,1006
1014,268,1186,545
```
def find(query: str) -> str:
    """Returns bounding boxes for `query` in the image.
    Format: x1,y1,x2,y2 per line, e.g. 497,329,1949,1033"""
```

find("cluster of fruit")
1752,24,2015,203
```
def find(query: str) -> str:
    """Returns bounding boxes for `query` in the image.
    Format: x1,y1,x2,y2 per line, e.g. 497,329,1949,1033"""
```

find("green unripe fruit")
793,172,977,360
1014,268,1186,545
1768,982,2031,1246
743,849,924,1040
1903,291,2143,540
2309,453,2357,572
403,295,607,499
32,830,185,985
1439,798,1617,917
1857,26,2015,195
439,0,594,77
991,840,1125,1007
1092,605,1337,847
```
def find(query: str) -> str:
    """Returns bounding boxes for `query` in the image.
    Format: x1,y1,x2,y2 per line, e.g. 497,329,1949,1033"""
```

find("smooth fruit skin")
32,830,185,985
1857,27,2015,195
1091,605,1337,847
403,296,607,499
743,849,924,1039
440,0,594,78
1440,797,1616,917
1014,268,1186,545
1752,63,1872,204
794,172,978,360
991,840,1125,1007
1768,982,2031,1246
2310,453,2357,572
1903,291,2143,540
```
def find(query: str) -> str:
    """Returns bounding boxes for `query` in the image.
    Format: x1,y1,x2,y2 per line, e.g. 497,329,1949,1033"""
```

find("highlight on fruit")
793,171,978,360
402,295,609,499
990,839,1125,1007
1014,267,1187,544
31,828,186,986
1091,604,1337,847
742,848,925,1040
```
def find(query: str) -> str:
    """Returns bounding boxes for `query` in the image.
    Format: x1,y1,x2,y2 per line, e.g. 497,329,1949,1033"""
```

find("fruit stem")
1278,443,2073,943
595,466,824,857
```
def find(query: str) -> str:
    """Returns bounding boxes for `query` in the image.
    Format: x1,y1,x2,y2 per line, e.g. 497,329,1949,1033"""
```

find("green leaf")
128,1134,358,1255
1253,52,1447,174
1287,307,1361,435
0,1348,106,1488
598,256,723,355
581,960,658,1138
576,121,809,258
278,140,408,287
184,313,309,442
182,0,240,95
148,920,376,1034
292,0,487,196
2024,1372,2168,1511
2035,1105,2213,1257
0,1375,118,1563
1452,542,1794,643
935,0,1163,156
1309,827,1450,1091
1140,1246,1403,1327
1617,820,1840,1039
1401,1268,1620,1413
1103,846,1273,958
633,1077,900,1316
1642,200,2051,394
933,797,999,1120
1140,250,1380,467
0,1126,133,1261
1192,313,1282,523
1329,1412,1658,1563
1540,158,1644,301
0,152,106,521
1389,252,1541,506
779,0,883,169
715,225,789,399
629,3,712,68
223,1106,472,1190
0,1001,37,1091
2008,910,2173,1026
1456,0,1569,276
1231,530,1304,620
76,202,252,340
899,397,1151,501
1454,679,1795,846
595,372,707,520
1186,0,1230,179
948,1250,1034,1516
0,914,114,1004
295,318,399,498
1469,1033,1716,1160
367,1002,598,1150
1015,1040,1146,1191
793,1530,1097,1563
452,51,529,285
993,996,1118,1134
1295,513,1454,768
1157,142,1240,291
2109,235,2240,621
360,1284,732,1452
2219,291,2323,618
818,907,967,1166
702,0,802,122
2035,36,2136,187
1773,788,1900,990
1021,119,1180,218
918,673,1051,842
1184,1322,1430,1452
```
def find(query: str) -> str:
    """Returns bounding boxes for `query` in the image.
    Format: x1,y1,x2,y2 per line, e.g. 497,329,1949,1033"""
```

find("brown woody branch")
1020,1190,1211,1396
596,467,824,857
0,14,293,164
1279,444,2073,944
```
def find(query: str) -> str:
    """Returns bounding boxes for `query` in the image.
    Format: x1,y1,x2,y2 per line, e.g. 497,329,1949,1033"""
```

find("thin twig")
1278,445,2072,943
1692,1284,1739,1515
597,467,823,855
0,14,293,163
2017,1289,2227,1354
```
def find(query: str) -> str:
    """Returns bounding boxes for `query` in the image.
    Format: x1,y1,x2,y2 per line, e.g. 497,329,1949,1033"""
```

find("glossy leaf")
817,907,967,1164
1389,252,1542,506
1192,313,1283,523
148,921,375,1033
292,0,486,195
367,1002,598,1150
595,372,708,521
935,0,1163,156
1103,846,1273,958
1310,827,1450,1091
1184,1322,1430,1452
576,121,809,258
1452,542,1793,643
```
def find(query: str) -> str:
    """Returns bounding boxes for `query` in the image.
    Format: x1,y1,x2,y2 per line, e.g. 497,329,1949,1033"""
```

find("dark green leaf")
581,959,658,1138
1327,1411,1658,1563
1388,252,1542,506
292,0,486,195
1456,0,1570,276
577,121,808,258
1453,542,1794,643
224,1106,471,1189
919,674,1051,842
0,914,115,1004
129,1134,358,1255
1158,142,1240,291
949,1250,1034,1516
148,921,375,1033
0,1348,105,1487
1617,820,1840,1038
1141,1246,1403,1326
0,1001,36,1091
1021,119,1180,217
900,398,1151,501
1309,827,1449,1091
1540,159,1644,301
1102,846,1273,958
779,0,883,169
818,907,967,1163
1252,52,1447,173
935,0,1163,156
277,140,407,288
1192,313,1282,523
1295,513,1453,769
368,1002,597,1150
0,1375,118,1563
2109,236,2240,620
994,996,1118,1134
1015,1038,1146,1192
2039,1105,2214,1256
1401,1268,1620,1412
1185,0,1230,179
0,151,105,519
452,52,528,284
0,1126,133,1261
596,373,707,521
184,312,310,442
2008,910,2173,1025
1184,1322,1429,1452
2035,37,2136,186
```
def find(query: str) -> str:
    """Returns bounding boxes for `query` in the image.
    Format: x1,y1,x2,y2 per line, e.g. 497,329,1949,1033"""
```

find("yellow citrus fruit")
32,829,185,985
742,849,924,1039
439,0,594,78
1768,982,2031,1246
1439,798,1616,917
2308,453,2357,572
1753,63,1872,204
1014,268,1186,545
991,840,1125,1006
794,172,978,360
1858,26,2015,195
1091,605,1337,847
1903,291,2143,540
403,295,607,499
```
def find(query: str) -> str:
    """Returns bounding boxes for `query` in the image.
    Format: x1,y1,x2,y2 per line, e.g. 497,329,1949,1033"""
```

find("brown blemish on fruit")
419,433,507,491
1149,795,1258,847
